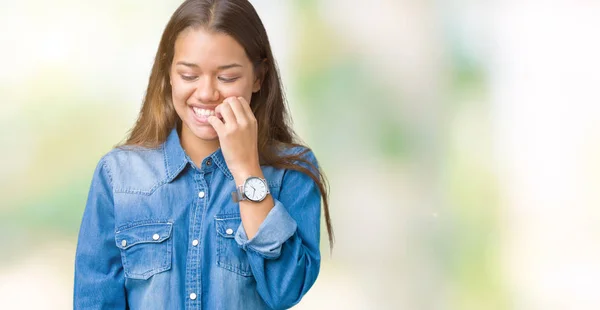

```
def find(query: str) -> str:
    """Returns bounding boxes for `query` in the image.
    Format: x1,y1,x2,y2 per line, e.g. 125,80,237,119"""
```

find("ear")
252,60,268,93
252,79,261,93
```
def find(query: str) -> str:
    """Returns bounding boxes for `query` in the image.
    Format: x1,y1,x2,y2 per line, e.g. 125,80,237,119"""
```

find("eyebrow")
175,61,243,70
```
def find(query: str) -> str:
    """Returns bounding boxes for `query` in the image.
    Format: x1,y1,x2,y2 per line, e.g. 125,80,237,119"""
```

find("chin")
183,121,219,141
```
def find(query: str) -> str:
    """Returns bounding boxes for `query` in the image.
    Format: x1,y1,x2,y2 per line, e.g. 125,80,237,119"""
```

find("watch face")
243,177,268,202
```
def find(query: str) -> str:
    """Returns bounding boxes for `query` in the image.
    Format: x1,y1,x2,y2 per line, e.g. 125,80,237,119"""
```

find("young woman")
73,0,333,309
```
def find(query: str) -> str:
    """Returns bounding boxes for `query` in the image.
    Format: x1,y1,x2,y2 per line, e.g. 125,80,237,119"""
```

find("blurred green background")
2,1,600,309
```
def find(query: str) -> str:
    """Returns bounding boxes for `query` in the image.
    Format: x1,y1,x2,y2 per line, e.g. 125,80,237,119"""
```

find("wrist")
232,164,263,184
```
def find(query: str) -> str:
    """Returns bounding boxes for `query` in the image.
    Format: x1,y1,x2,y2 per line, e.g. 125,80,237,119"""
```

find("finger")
236,96,256,121
227,97,250,125
207,115,225,134
215,101,237,125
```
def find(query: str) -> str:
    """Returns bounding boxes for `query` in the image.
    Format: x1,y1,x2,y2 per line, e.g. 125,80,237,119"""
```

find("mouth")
191,106,216,117
189,105,222,124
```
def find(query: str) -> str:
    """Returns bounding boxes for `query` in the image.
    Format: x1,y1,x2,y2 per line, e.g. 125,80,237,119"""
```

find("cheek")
171,80,195,102
218,79,254,99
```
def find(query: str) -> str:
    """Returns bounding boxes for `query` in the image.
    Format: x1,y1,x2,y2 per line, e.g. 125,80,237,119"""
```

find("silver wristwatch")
232,176,270,203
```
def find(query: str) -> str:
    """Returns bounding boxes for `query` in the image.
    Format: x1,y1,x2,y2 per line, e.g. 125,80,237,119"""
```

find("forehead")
173,27,249,67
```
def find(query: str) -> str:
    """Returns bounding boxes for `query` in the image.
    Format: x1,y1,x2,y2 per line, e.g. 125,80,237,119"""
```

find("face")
170,27,261,142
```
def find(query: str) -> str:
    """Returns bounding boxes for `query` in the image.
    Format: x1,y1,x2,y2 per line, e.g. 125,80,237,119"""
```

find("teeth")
192,107,215,117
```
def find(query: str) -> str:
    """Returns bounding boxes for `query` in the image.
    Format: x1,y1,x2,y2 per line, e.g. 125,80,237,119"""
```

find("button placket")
187,172,208,306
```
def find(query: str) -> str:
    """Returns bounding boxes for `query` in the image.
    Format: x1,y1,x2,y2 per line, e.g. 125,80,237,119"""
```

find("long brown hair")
122,0,334,249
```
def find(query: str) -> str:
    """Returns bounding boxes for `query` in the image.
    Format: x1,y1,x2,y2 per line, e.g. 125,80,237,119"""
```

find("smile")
192,107,216,117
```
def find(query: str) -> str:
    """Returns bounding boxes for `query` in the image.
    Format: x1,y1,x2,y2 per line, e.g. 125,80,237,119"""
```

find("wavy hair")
121,0,334,249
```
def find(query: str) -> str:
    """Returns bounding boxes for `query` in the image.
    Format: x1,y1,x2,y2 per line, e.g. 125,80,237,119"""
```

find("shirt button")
226,228,234,235
152,234,160,241
206,158,212,166
198,191,205,198
121,240,127,247
190,293,197,300
192,239,199,246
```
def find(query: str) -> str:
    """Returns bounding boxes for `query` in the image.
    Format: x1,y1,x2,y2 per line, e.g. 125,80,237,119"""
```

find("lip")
189,105,211,124
188,103,217,110
188,104,222,124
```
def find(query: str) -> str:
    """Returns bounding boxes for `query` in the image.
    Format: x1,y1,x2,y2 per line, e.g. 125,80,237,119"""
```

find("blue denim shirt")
74,128,321,309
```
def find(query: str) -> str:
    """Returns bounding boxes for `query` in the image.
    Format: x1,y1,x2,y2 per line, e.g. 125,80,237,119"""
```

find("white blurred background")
1,0,599,309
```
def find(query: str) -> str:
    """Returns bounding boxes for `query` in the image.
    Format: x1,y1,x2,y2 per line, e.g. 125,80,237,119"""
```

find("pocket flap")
215,216,241,239
115,222,173,250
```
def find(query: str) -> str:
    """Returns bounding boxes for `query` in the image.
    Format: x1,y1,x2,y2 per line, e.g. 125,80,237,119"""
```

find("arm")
207,97,322,309
234,150,322,310
233,166,275,239
74,157,127,309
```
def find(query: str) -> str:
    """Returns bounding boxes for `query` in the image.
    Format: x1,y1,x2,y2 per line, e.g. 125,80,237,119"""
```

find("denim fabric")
74,128,321,310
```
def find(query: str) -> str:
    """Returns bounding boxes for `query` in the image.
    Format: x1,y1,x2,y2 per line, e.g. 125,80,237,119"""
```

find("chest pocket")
115,221,173,280
215,216,252,277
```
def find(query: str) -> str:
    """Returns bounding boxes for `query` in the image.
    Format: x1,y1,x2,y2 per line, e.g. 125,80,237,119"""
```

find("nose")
193,76,220,103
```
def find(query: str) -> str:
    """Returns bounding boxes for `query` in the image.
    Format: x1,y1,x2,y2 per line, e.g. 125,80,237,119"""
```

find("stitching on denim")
118,237,169,250
113,175,173,195
215,215,241,220
110,143,185,194
215,217,240,238
120,250,129,277
243,213,296,260
165,236,172,270
101,157,114,188
162,144,170,178
113,146,157,153
245,244,282,260
216,235,252,277
217,260,253,277
134,265,170,280
112,154,281,195
120,238,173,280
115,222,173,249
116,219,173,232
171,160,187,181
213,153,233,179
114,188,153,195
214,216,252,276
268,180,281,188
164,141,188,183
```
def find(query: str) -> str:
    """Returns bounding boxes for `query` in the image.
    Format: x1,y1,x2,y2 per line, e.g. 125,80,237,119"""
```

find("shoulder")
258,144,317,188
102,144,164,167
276,144,318,164
277,144,320,173
271,144,321,184
98,144,168,194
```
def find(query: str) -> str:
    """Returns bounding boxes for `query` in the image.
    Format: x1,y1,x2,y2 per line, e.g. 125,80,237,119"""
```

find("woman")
73,0,333,309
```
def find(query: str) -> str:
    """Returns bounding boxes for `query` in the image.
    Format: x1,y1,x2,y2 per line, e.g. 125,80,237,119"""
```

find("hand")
207,96,260,180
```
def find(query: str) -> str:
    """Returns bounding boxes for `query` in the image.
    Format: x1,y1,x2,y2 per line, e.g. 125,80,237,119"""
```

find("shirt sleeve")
234,201,297,259
234,149,322,310
73,157,127,309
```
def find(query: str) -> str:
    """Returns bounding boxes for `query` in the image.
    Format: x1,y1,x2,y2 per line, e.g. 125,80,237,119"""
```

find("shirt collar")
163,128,233,182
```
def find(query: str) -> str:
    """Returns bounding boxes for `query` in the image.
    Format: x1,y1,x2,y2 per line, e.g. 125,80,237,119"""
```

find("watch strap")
232,185,246,203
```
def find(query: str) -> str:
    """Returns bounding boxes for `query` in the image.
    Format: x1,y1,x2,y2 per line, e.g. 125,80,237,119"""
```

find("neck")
179,126,220,167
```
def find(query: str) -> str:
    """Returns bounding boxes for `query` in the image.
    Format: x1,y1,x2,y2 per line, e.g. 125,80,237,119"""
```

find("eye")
218,76,239,83
180,74,197,81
